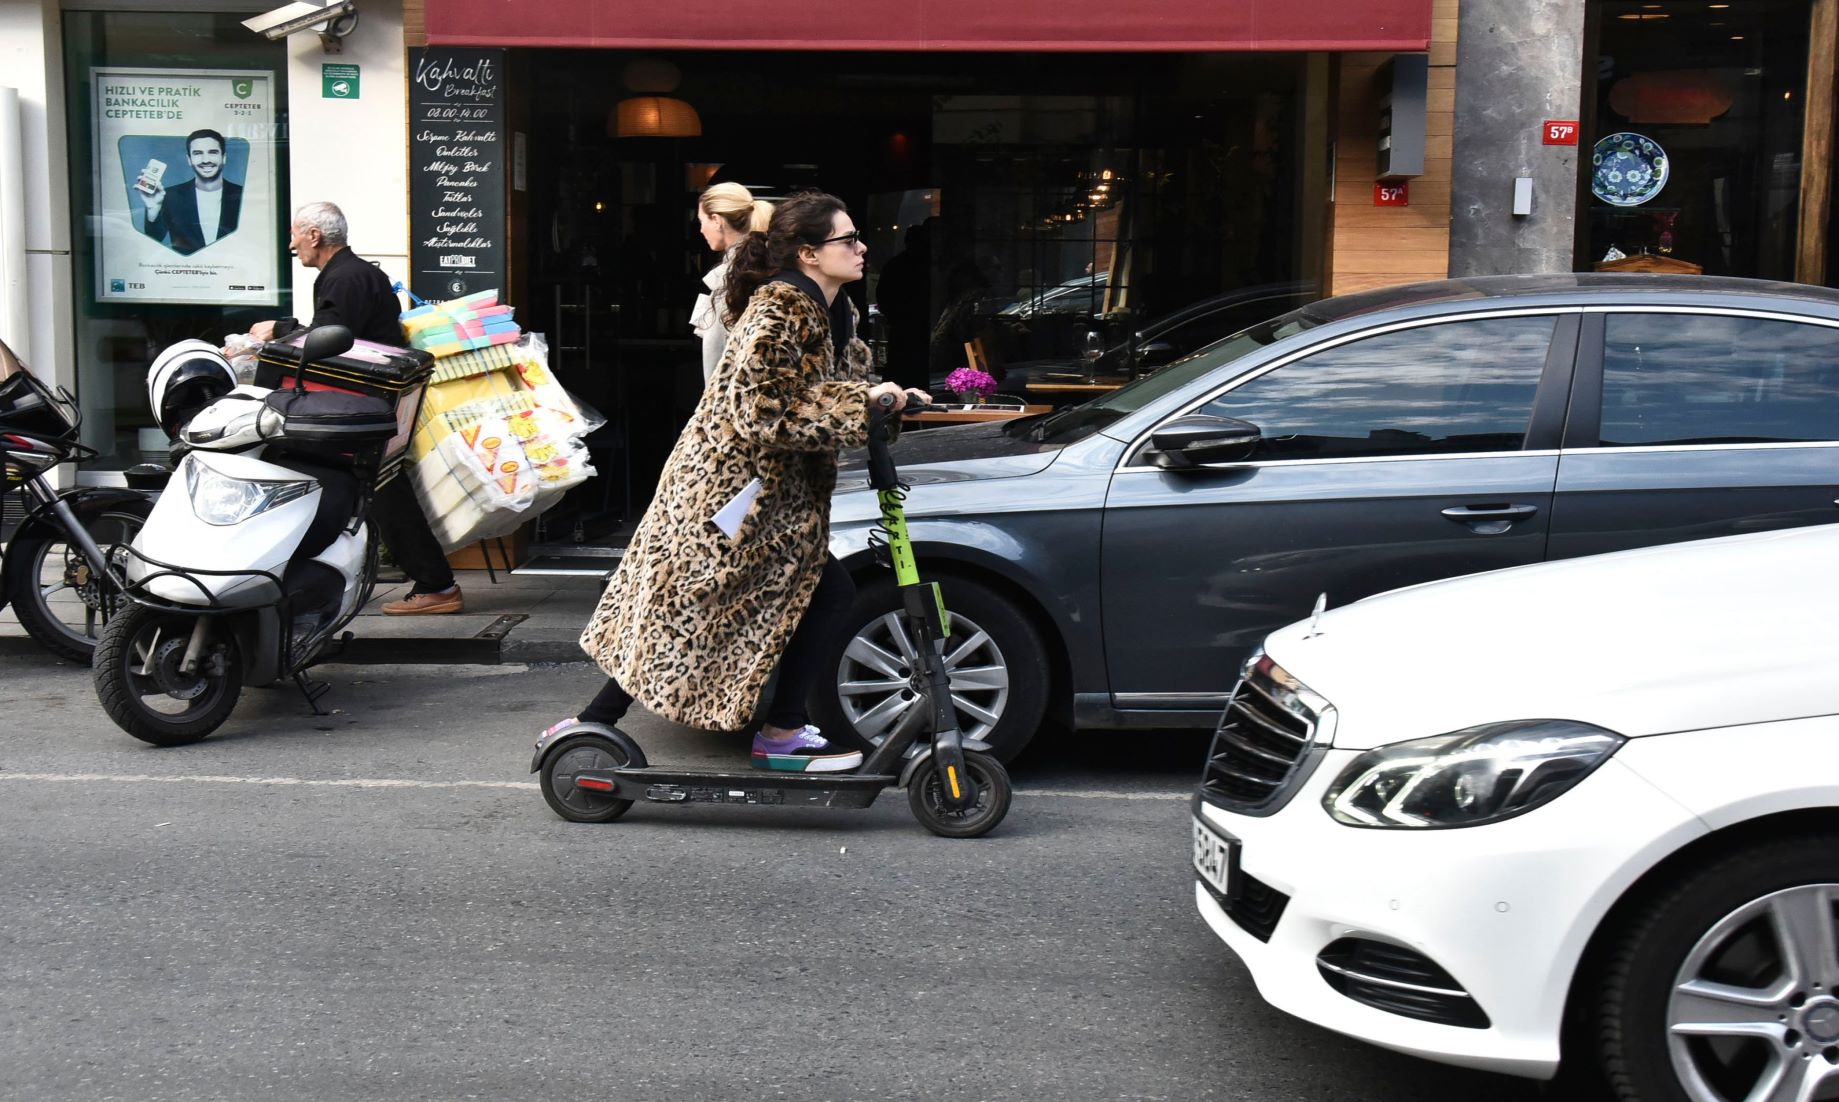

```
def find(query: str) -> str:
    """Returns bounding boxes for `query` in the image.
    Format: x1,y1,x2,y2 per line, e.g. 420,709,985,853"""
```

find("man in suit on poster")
138,128,243,256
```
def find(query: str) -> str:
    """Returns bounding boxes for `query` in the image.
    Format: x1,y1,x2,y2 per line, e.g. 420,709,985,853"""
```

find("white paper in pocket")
710,477,763,540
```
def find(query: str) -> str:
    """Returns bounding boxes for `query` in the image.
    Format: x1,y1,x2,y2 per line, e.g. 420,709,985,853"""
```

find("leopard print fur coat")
578,279,873,730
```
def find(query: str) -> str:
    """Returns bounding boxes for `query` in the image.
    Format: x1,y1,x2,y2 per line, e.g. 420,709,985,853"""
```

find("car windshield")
1014,310,1321,445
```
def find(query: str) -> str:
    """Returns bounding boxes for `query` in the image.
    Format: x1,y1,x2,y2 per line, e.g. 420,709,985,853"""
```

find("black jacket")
276,247,405,346
142,180,243,256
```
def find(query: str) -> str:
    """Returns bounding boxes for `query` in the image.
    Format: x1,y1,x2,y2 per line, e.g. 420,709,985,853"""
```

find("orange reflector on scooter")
575,776,616,792
947,766,961,801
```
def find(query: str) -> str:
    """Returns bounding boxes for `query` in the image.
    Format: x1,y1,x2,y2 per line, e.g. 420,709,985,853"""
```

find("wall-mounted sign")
1543,119,1580,146
90,67,281,306
1591,131,1669,207
1374,182,1410,207
322,63,360,99
408,47,506,301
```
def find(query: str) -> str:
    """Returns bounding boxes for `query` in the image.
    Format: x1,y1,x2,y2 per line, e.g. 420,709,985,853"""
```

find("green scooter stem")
870,393,979,811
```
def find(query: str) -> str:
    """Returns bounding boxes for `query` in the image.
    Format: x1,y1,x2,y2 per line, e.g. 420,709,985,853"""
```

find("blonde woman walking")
691,181,772,383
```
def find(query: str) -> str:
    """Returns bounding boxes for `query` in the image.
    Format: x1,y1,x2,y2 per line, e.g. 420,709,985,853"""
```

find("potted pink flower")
945,366,998,406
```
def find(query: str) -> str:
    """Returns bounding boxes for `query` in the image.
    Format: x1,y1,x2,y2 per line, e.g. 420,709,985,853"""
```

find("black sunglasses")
818,231,865,248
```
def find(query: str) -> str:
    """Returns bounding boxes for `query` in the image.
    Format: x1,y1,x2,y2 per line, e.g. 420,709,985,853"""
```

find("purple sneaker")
751,725,863,773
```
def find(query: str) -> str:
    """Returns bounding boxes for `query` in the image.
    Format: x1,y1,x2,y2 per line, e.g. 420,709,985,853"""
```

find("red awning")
425,0,1432,52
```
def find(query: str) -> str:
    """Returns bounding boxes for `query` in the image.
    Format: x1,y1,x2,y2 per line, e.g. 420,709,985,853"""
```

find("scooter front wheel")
94,604,242,746
540,733,637,823
908,751,1012,838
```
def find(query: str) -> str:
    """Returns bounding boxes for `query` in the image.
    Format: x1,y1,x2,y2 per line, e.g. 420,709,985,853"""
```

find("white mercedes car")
1192,523,1839,1101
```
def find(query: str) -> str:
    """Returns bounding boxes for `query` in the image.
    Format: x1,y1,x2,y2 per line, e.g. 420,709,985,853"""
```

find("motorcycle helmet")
147,340,237,438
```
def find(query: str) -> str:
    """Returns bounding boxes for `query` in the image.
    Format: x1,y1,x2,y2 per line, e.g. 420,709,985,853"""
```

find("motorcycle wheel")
7,502,149,664
94,604,242,746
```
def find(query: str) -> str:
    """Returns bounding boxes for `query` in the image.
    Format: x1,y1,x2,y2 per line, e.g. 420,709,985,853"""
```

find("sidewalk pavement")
0,568,607,666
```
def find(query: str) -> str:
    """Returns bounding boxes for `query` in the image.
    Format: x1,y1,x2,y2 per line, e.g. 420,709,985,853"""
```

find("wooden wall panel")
403,0,426,48
1798,0,1835,285
1326,0,1458,296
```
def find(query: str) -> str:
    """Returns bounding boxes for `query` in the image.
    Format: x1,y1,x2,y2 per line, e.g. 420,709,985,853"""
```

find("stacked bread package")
401,297,600,550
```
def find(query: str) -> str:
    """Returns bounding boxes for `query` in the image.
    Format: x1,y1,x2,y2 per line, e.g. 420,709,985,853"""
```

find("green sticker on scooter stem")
876,487,920,586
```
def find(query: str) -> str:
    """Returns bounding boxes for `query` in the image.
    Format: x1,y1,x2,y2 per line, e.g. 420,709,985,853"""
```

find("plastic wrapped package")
411,413,542,548
404,330,600,551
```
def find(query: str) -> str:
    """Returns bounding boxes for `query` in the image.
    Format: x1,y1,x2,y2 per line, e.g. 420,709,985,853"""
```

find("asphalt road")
0,653,1563,1101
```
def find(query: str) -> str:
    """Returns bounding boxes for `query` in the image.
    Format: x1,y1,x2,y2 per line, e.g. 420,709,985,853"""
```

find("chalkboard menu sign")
408,47,506,301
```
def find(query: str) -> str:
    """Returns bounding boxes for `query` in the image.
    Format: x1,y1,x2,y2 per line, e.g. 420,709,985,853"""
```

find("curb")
0,632,589,667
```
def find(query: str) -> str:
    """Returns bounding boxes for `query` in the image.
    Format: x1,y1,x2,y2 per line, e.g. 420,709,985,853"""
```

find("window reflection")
1600,314,1839,445
1198,316,1557,460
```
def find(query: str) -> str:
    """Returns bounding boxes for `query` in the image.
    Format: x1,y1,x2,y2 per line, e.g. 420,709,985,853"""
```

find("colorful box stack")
400,289,523,358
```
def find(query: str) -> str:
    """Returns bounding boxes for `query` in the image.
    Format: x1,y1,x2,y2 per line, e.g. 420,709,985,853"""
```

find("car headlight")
185,461,315,526
1323,719,1624,829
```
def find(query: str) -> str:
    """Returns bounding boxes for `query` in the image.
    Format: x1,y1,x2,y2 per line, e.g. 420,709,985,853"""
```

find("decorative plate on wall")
1592,132,1669,207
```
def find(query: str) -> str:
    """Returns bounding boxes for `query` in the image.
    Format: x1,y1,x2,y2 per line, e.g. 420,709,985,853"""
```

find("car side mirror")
1149,415,1261,469
1136,339,1178,367
300,324,354,365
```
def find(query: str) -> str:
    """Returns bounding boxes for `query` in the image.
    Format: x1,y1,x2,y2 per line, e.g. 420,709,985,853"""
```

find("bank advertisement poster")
91,67,280,306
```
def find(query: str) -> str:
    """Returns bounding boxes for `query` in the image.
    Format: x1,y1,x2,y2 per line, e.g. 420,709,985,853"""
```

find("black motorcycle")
1,339,162,662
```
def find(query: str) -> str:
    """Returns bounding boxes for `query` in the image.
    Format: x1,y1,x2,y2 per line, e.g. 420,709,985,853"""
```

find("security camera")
241,0,357,43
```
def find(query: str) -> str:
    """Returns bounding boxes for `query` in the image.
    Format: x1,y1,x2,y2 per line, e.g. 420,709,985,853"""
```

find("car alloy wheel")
837,604,1010,744
816,574,1049,763
1598,836,1839,1102
1666,884,1839,1102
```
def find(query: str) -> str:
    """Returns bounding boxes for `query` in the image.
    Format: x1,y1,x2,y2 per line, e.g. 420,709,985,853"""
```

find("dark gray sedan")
819,273,1839,760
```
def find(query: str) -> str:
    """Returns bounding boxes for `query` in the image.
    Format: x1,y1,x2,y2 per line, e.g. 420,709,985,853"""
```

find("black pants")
581,554,856,732
370,474,455,594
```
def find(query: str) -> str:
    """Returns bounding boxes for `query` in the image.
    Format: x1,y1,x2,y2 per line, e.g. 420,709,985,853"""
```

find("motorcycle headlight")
184,461,315,526
1323,719,1625,829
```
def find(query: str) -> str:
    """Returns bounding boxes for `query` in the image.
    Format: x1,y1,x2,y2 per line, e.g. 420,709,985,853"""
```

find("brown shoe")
381,585,464,616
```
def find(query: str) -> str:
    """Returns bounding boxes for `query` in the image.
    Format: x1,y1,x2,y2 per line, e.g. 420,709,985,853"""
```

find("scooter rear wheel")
540,734,636,823
93,604,242,746
908,751,1012,838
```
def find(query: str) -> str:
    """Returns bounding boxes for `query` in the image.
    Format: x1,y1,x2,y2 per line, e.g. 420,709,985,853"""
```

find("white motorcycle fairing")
129,450,321,607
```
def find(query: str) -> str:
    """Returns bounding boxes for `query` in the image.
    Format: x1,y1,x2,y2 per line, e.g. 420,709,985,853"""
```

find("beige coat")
579,280,873,730
690,251,734,384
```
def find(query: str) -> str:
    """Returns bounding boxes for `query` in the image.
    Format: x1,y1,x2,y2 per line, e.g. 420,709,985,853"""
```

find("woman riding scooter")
547,191,926,770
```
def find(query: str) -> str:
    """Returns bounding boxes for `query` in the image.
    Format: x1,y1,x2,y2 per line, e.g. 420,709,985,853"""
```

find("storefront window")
515,50,1319,529
63,10,291,470
1581,0,1810,278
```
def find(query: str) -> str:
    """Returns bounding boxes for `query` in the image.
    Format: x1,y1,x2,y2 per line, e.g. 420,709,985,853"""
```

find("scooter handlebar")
872,389,948,416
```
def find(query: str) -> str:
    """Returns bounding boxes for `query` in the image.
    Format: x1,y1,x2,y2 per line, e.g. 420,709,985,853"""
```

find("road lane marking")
0,772,1186,800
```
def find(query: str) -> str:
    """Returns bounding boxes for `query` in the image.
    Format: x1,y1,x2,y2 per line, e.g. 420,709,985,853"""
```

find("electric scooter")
532,391,1014,838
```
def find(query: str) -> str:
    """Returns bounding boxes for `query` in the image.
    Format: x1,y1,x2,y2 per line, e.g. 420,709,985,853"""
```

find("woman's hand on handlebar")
868,382,933,412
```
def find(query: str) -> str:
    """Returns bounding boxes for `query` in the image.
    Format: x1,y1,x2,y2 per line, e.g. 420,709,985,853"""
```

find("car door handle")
1441,504,1540,522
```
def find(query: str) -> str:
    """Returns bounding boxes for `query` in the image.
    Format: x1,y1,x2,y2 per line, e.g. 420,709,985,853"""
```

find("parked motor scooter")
1,337,165,662
93,325,427,745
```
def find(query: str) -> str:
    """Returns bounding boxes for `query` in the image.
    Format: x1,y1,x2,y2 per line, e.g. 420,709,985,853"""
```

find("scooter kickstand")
293,671,332,716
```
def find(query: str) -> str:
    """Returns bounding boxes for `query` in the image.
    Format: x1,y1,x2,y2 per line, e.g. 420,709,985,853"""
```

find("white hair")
293,201,349,246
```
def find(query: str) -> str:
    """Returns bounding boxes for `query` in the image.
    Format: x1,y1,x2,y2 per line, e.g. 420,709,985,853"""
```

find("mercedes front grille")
1197,652,1331,815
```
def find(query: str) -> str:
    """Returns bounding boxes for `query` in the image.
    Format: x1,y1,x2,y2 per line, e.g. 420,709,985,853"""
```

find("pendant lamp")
612,95,701,138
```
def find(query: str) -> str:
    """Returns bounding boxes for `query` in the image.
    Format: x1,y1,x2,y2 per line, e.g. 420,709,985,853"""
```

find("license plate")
1192,815,1236,898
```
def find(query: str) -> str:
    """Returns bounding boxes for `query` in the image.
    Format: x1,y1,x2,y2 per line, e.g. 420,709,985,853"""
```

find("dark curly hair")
723,191,848,322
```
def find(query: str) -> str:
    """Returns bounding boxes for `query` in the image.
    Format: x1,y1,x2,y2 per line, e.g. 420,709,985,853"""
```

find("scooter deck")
601,767,898,809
